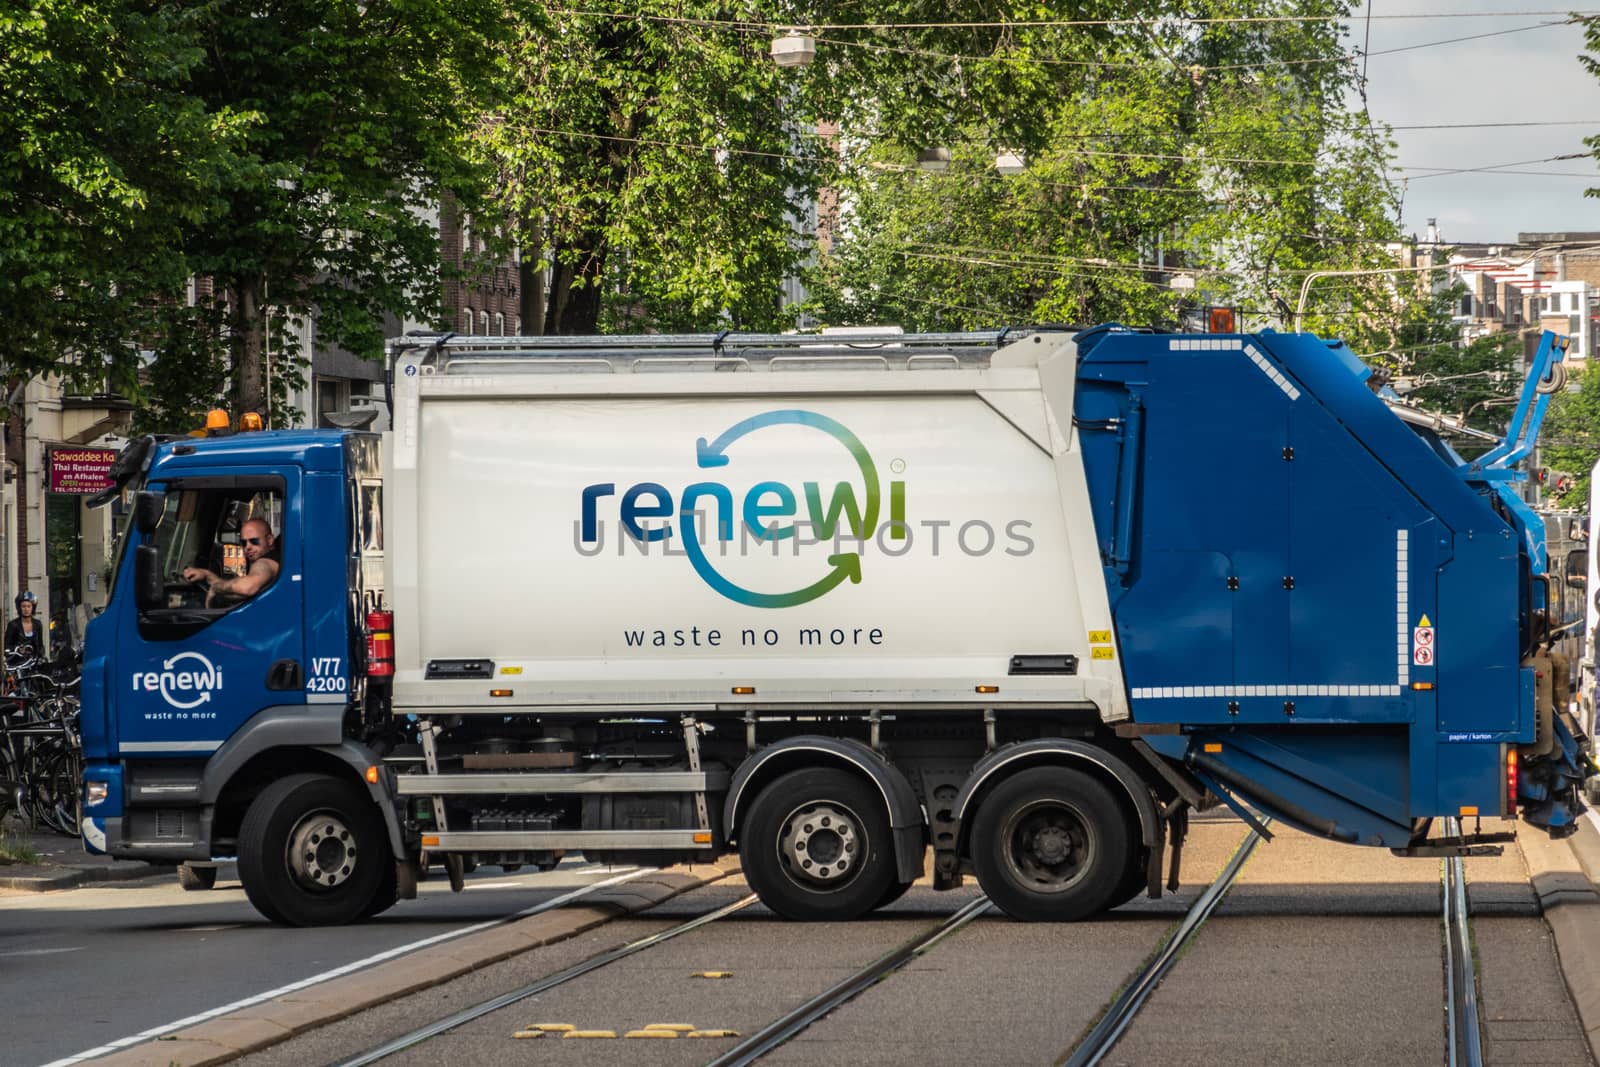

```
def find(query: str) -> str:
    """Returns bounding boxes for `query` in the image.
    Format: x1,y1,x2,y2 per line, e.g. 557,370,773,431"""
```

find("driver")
182,518,280,607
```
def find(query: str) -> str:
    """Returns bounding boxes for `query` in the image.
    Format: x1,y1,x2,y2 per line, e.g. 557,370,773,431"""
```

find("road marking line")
38,867,648,1067
0,947,84,958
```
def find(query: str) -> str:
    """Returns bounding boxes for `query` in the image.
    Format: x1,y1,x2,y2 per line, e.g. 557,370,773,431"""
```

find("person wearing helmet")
5,591,44,661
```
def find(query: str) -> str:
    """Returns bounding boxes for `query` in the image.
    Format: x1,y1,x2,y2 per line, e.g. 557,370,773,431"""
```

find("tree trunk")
519,217,545,336
231,275,267,418
545,241,605,335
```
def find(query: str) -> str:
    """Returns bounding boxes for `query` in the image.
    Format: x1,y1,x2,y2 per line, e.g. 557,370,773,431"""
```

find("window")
493,312,504,336
139,483,285,632
479,310,490,334
316,378,350,424
461,307,474,334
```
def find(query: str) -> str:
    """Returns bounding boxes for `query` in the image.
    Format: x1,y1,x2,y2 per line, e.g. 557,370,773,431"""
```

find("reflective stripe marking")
1397,529,1411,686
118,741,223,753
1168,338,1243,351
1133,685,1403,699
1244,344,1301,401
305,693,347,704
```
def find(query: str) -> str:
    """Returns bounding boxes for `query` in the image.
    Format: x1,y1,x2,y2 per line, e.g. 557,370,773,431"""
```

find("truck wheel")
238,773,388,927
177,863,217,891
1107,846,1150,910
971,767,1132,922
740,768,896,921
874,879,916,911
362,858,400,919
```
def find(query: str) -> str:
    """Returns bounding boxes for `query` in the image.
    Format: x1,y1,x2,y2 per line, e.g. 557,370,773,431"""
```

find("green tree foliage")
1539,364,1600,505
0,1,237,392
170,0,512,420
802,1,1403,340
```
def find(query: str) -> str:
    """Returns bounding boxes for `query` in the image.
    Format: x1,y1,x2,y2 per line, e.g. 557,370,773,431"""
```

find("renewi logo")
132,651,224,710
579,409,905,608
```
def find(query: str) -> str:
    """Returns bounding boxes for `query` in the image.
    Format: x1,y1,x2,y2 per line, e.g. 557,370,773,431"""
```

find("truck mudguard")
200,705,406,856
725,736,926,884
951,739,1163,854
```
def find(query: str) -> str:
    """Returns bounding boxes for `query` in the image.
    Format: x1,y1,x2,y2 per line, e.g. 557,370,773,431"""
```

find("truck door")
115,474,304,757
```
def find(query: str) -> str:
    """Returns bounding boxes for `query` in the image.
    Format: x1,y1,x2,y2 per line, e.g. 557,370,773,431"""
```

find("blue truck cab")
79,431,393,873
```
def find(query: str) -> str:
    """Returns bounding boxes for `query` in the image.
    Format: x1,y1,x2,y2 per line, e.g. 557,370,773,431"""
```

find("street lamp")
994,150,1026,175
770,28,816,68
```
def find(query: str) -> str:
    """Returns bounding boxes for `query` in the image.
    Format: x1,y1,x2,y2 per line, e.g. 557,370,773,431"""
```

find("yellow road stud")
511,1030,545,1040
643,1023,697,1032
527,1024,575,1032
693,971,734,979
561,1030,617,1039
625,1030,679,1039
688,1030,742,1038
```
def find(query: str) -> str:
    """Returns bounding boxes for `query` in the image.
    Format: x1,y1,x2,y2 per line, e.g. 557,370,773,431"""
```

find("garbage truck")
77,324,1592,925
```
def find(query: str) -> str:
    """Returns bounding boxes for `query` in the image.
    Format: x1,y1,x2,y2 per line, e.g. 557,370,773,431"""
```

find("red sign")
49,448,117,494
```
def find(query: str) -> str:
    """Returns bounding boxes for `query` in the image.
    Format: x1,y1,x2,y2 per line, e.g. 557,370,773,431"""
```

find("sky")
1352,4,1600,243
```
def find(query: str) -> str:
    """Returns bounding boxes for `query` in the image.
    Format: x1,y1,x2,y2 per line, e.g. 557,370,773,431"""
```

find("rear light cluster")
366,609,394,677
1506,746,1519,815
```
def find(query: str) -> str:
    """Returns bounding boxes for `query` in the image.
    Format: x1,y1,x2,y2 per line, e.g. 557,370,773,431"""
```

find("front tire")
740,768,896,921
238,773,388,926
971,767,1132,922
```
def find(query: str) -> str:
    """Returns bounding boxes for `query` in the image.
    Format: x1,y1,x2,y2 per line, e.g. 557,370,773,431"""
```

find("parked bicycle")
0,647,81,837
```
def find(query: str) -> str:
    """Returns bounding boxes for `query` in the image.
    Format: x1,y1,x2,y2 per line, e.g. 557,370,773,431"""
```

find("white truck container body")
386,333,1129,720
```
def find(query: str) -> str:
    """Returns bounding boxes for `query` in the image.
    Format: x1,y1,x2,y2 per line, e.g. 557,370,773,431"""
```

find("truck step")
1389,831,1515,858
396,771,727,795
427,830,710,851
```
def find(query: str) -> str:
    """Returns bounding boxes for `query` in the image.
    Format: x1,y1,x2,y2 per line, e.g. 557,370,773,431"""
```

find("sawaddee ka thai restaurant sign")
49,448,118,494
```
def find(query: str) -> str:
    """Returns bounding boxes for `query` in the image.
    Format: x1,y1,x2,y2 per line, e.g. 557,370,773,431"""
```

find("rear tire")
971,767,1132,922
740,768,896,921
1107,846,1150,910
874,879,916,911
177,863,218,891
238,773,388,927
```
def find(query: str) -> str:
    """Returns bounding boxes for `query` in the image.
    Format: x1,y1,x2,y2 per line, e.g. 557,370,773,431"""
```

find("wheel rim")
776,800,866,889
1000,799,1094,893
286,811,359,891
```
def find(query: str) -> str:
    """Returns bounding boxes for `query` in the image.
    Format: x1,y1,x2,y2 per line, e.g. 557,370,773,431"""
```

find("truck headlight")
84,781,109,806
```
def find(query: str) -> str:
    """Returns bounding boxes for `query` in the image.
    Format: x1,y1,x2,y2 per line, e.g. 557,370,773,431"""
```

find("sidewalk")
0,818,165,891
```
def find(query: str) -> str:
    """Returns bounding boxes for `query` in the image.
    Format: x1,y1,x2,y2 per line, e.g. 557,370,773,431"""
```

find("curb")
0,861,166,892
92,862,734,1067
1518,824,1600,1059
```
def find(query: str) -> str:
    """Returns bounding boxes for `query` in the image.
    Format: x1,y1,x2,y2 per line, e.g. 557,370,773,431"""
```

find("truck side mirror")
133,491,163,536
134,545,163,610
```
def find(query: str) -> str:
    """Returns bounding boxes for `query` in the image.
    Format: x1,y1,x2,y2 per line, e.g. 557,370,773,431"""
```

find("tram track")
331,892,761,1067
1059,819,1268,1067
1442,817,1484,1067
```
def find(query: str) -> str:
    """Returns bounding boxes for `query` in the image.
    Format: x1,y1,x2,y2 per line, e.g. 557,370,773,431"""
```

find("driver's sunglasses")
243,537,263,546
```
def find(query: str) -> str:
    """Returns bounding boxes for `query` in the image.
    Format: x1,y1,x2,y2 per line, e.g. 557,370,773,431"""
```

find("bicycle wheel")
25,740,78,837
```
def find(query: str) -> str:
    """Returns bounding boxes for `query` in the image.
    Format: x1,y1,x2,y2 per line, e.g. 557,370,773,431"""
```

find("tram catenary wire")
331,892,760,1066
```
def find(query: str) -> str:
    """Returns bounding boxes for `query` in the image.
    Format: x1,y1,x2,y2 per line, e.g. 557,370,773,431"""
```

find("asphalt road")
231,820,1592,1067
0,860,645,1067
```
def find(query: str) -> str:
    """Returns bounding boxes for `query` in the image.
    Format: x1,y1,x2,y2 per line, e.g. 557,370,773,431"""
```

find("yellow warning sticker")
1418,614,1432,628
1091,647,1115,660
499,666,524,675
1088,630,1111,644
